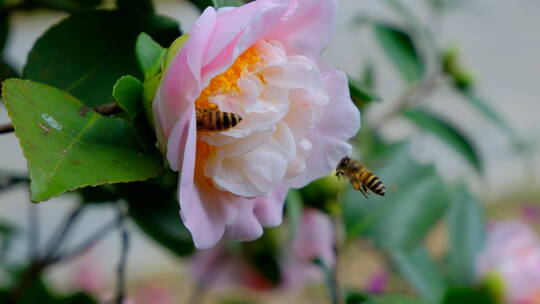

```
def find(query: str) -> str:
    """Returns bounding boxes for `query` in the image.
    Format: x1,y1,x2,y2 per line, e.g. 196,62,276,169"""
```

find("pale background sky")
0,0,539,300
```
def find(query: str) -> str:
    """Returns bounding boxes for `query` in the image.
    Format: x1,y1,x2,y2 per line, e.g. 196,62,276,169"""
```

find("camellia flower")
189,208,335,290
476,221,540,304
153,0,360,248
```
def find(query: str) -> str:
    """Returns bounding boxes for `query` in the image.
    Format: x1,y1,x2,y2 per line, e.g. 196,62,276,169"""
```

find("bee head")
336,157,351,171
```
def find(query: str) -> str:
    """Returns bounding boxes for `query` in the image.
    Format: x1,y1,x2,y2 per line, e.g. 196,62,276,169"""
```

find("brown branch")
0,123,14,134
8,207,123,303
0,103,122,135
371,73,445,130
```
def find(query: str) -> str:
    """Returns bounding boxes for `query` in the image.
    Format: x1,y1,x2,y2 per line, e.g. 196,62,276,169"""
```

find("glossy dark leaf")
345,290,370,304
447,185,486,286
187,0,213,11
372,23,424,84
15,276,56,304
349,78,380,105
405,109,482,173
0,13,8,53
32,0,102,12
390,246,445,302
120,174,195,256
117,0,154,13
442,287,496,304
0,60,17,87
24,11,180,106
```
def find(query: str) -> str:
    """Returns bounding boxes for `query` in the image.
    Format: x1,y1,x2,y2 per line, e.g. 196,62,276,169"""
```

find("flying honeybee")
195,106,243,132
335,157,386,197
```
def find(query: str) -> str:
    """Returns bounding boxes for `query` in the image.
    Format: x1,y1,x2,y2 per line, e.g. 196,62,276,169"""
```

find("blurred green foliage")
0,0,532,302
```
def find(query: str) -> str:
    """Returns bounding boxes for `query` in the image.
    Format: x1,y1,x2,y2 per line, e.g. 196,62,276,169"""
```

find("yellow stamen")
195,45,261,110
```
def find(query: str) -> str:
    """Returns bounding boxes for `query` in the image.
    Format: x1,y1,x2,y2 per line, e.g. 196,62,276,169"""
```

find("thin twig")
8,205,123,303
53,210,124,264
43,204,85,260
0,103,122,135
115,220,129,304
371,73,444,130
0,123,14,134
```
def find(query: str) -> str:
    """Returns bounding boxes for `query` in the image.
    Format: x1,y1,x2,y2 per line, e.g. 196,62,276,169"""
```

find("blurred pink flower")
522,205,540,224
132,283,174,304
72,253,105,295
365,270,389,294
189,208,335,290
476,221,540,304
153,0,360,249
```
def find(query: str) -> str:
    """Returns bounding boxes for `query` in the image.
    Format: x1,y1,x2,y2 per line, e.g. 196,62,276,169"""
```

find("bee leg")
360,185,369,198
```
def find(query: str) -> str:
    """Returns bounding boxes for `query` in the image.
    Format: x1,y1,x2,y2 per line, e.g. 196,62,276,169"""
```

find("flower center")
194,45,263,181
195,46,261,110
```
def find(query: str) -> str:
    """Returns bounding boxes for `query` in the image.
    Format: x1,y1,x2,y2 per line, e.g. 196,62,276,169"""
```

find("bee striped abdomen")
364,172,386,196
196,110,242,132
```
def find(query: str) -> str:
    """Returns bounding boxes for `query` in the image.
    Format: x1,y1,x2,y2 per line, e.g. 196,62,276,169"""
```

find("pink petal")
154,7,217,142
200,0,290,87
253,184,288,226
180,179,239,249
265,0,337,54
293,209,335,267
224,201,264,241
287,60,360,188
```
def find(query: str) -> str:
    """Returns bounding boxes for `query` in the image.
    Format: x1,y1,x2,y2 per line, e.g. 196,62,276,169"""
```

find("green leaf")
112,75,157,152
112,75,144,120
285,190,302,241
404,109,482,173
0,60,17,86
187,0,213,11
372,23,424,84
349,78,380,105
33,0,102,13
2,79,163,202
121,174,195,256
0,13,8,53
344,142,451,248
361,63,376,89
442,287,496,304
24,11,181,107
371,295,426,304
390,246,445,302
162,34,189,73
78,184,120,204
16,275,56,304
117,0,154,13
212,0,243,8
460,90,515,137
345,290,370,304
447,185,486,286
135,32,166,79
